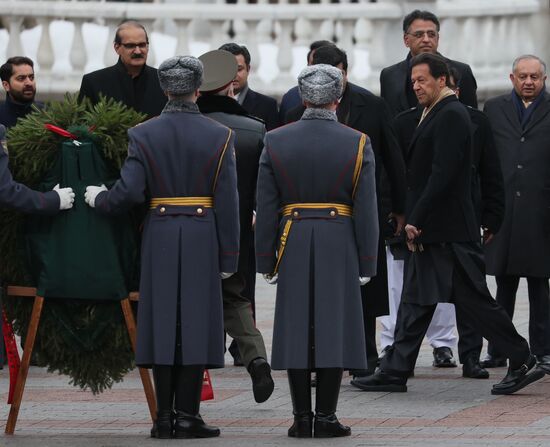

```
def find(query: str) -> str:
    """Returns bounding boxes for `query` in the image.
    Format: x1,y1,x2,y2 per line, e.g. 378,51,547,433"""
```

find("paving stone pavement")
1,276,549,446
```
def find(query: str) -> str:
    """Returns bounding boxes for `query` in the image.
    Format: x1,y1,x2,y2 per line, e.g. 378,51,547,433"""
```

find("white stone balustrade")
0,0,548,100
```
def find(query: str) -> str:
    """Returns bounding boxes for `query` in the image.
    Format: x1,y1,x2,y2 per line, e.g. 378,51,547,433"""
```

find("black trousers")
383,262,530,376
488,275,550,357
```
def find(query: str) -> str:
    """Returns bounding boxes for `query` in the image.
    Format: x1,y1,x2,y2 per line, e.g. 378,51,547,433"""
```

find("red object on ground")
201,369,214,401
2,308,21,404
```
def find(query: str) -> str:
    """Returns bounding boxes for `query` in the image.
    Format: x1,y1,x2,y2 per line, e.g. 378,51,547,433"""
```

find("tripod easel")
3,286,156,435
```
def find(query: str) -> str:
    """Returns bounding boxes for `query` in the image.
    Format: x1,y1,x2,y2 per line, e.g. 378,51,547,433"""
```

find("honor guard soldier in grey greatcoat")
255,64,379,438
85,56,240,439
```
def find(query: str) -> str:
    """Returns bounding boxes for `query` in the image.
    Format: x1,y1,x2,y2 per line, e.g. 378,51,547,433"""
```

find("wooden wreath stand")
3,286,156,435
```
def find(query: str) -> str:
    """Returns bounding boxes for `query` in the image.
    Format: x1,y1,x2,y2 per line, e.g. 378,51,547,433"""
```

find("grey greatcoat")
255,110,379,370
484,91,550,278
95,100,240,368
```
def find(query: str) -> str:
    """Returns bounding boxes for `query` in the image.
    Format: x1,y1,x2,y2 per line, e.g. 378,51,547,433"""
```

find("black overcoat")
255,112,379,370
241,88,279,131
483,91,550,278
94,103,240,367
401,95,481,306
78,60,167,119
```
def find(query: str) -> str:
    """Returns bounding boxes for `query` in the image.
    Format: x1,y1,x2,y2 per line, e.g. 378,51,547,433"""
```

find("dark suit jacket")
241,88,279,131
78,60,167,119
380,55,478,116
484,91,550,277
405,95,479,243
395,105,504,234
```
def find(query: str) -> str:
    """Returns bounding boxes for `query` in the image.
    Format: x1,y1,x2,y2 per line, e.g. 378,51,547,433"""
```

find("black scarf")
511,88,545,130
196,95,250,117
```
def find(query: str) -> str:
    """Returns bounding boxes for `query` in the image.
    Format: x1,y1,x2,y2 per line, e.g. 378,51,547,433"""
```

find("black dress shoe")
350,368,375,380
462,356,489,379
174,412,220,438
491,354,545,395
480,354,507,368
248,357,275,403
433,347,457,368
314,412,351,438
535,355,550,374
150,410,173,439
350,370,407,392
288,412,313,438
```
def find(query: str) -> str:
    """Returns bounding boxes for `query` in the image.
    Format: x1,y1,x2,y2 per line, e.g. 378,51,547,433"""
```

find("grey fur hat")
158,56,203,95
298,64,343,105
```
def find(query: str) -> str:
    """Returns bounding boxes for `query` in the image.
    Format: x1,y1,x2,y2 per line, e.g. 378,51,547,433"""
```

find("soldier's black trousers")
383,263,530,376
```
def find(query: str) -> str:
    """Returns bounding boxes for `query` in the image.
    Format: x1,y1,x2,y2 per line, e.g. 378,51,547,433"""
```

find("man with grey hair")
84,55,240,439
482,54,550,372
256,63,379,438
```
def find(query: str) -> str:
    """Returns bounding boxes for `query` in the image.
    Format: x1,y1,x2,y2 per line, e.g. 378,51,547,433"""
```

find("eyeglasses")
407,30,438,39
119,42,148,50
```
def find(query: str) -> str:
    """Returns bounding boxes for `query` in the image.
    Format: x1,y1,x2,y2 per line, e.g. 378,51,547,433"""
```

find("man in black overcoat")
379,9,478,368
197,49,274,404
285,45,406,376
380,10,477,117
351,53,544,396
78,20,166,119
377,67,504,379
482,55,550,371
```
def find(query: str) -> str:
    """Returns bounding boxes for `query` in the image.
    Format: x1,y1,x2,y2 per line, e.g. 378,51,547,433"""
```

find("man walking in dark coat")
197,49,274,404
256,63,379,438
0,57,42,128
482,55,550,371
78,20,166,119
380,9,478,368
285,45,406,378
85,55,240,439
351,53,544,396
377,67,505,379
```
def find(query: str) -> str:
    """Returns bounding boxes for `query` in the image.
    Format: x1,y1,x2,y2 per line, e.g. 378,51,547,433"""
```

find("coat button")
330,210,336,217
160,207,166,213
516,191,521,197
197,208,203,214
520,137,525,142
293,211,299,217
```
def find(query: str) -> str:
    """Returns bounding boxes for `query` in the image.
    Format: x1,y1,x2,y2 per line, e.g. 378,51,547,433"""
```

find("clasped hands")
405,223,423,252
51,183,108,210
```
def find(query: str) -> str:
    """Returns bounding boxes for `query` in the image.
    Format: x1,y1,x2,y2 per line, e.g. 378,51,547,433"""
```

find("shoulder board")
244,114,266,125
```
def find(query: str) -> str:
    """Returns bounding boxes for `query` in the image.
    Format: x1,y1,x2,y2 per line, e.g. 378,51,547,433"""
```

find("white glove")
53,184,75,210
359,276,371,286
220,272,233,279
263,273,278,285
84,184,108,208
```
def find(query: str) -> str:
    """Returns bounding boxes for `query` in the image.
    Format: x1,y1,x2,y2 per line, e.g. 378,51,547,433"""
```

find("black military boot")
287,369,313,438
314,368,350,438
248,357,275,403
174,365,220,438
151,365,174,439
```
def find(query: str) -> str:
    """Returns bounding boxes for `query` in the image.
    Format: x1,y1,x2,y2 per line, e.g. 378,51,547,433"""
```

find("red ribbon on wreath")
2,308,21,404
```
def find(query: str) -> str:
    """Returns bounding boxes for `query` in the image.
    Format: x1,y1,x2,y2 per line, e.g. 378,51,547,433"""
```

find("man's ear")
2,80,10,92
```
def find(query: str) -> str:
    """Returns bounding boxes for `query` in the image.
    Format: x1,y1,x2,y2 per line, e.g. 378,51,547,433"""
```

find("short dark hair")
448,66,461,89
306,40,335,64
114,20,149,45
0,56,34,83
218,43,251,66
403,10,440,33
410,53,450,82
312,45,348,72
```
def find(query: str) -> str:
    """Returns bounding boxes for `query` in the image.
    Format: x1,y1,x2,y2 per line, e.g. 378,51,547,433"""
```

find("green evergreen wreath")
0,94,146,394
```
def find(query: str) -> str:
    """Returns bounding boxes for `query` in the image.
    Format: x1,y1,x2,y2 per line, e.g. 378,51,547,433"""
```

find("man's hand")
391,213,405,235
53,184,75,210
84,184,108,208
405,223,422,252
483,228,494,245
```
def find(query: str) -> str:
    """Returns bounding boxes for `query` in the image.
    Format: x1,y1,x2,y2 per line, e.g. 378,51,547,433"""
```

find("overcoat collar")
500,90,550,135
